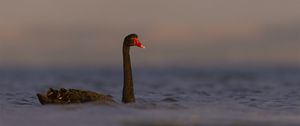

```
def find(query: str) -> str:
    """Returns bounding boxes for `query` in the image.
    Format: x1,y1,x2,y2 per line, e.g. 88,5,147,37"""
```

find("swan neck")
122,43,135,103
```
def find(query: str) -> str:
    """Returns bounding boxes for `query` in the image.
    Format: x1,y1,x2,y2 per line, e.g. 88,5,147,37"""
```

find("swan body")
37,88,115,105
36,34,145,105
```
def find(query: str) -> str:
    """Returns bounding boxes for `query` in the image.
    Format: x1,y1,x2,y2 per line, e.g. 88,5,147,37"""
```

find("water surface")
1,67,300,126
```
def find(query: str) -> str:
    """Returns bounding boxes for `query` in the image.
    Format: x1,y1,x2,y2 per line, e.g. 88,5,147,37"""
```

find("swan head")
124,34,145,48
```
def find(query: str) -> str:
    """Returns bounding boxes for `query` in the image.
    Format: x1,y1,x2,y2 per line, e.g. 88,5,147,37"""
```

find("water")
1,67,300,126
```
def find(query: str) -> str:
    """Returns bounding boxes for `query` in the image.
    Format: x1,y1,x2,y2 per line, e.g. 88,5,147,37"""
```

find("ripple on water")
161,97,178,102
4,92,37,106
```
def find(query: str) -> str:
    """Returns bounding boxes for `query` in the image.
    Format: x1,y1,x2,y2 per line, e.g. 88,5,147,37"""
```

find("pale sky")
0,0,299,67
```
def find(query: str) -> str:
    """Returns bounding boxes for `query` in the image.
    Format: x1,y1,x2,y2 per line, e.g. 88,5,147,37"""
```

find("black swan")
36,34,145,105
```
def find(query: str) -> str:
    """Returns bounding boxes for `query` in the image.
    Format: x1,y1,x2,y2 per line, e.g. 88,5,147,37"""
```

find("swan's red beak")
133,38,145,48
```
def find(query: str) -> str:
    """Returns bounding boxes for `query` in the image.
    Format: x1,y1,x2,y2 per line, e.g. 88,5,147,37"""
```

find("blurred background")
0,0,299,68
